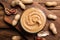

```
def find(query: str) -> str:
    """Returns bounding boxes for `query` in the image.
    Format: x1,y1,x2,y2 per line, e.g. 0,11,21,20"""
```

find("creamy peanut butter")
20,8,46,33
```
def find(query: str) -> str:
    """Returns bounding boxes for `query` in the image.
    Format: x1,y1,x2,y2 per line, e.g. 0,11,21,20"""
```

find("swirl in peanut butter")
20,8,46,33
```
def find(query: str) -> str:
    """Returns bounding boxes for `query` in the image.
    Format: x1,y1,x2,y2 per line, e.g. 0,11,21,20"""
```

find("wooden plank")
34,0,60,10
0,29,25,40
34,0,60,3
44,10,60,40
40,4,60,10
0,0,60,28
0,5,10,28
0,0,60,40
3,2,60,40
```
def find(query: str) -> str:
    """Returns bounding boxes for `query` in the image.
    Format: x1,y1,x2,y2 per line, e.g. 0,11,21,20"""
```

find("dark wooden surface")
0,0,60,40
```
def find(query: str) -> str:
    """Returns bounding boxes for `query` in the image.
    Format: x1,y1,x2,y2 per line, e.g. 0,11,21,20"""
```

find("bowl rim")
20,8,46,33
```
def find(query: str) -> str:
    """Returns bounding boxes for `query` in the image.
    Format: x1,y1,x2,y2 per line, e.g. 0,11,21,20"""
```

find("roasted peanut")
11,0,26,9
5,8,11,15
12,36,21,40
37,31,49,37
5,8,17,15
21,0,33,4
11,1,16,7
15,14,20,21
10,9,17,14
12,14,20,26
18,1,26,9
12,20,17,26
49,23,57,34
42,38,46,40
47,14,57,20
45,2,57,6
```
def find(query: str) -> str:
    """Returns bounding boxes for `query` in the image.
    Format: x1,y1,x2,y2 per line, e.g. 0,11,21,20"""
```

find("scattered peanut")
21,0,33,4
18,1,26,9
11,1,17,7
15,14,20,21
45,2,57,7
12,14,20,26
49,23,57,34
37,31,49,37
47,14,57,20
10,9,17,14
12,20,17,26
5,8,17,15
11,0,26,9
5,8,11,15
12,36,21,40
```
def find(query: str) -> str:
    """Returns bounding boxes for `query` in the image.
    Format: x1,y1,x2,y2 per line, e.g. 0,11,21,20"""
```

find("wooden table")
0,0,60,40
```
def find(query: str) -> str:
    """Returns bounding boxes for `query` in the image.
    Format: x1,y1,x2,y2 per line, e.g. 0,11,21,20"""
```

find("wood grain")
34,0,60,9
0,29,25,40
0,0,60,40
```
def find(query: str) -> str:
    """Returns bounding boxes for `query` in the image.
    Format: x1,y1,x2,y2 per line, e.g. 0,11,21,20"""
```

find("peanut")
15,14,20,21
45,2,57,7
5,8,17,15
47,14,57,20
21,0,33,4
5,8,11,15
11,1,16,7
37,31,49,37
11,0,26,9
12,20,17,26
12,14,20,26
12,36,21,40
18,1,26,9
49,23,57,34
